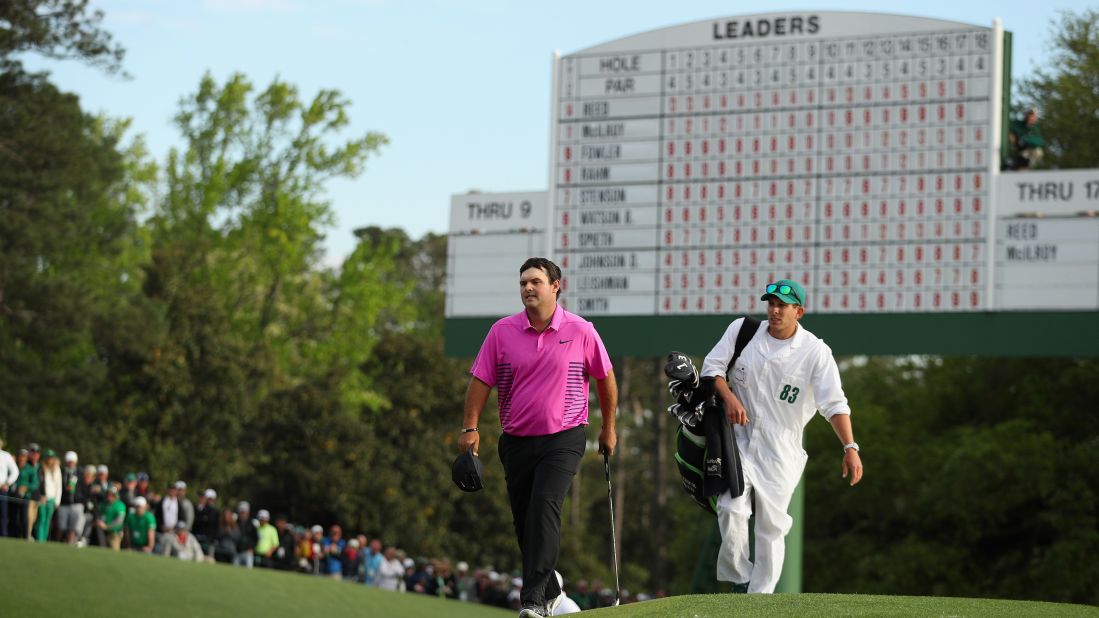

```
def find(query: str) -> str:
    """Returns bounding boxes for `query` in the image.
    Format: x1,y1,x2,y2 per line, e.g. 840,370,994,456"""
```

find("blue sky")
21,0,1094,263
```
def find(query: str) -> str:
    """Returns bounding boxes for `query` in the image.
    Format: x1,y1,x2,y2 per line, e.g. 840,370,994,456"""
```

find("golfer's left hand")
842,449,863,486
458,429,480,457
598,426,617,456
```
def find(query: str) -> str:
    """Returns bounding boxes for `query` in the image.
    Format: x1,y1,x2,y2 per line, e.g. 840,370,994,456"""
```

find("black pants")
9,496,26,539
498,425,586,609
0,493,9,537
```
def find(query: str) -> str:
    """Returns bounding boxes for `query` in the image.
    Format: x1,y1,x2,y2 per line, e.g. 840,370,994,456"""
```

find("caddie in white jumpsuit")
701,279,863,593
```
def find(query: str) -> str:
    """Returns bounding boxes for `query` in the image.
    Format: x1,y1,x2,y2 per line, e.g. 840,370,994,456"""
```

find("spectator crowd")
0,437,655,611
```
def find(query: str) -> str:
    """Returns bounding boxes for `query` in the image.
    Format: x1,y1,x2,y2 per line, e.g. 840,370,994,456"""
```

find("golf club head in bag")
665,351,708,427
451,446,484,492
664,351,699,397
671,366,721,430
667,390,707,428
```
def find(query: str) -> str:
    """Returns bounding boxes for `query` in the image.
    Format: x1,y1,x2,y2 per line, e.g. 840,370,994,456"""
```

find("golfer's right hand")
722,392,750,426
458,429,479,456
598,426,617,456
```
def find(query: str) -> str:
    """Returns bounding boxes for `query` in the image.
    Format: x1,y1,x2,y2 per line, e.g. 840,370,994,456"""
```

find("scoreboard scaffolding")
445,12,1099,357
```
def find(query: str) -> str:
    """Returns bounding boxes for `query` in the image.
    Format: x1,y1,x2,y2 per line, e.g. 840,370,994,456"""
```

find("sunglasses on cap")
765,283,802,305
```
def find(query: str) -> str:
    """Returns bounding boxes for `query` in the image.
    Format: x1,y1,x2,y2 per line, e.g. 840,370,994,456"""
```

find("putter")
603,451,622,607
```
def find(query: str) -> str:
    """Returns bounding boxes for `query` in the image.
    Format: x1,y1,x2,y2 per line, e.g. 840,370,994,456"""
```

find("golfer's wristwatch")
843,442,860,452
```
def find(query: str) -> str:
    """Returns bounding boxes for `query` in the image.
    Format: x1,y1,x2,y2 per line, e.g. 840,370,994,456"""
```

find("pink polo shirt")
470,305,612,437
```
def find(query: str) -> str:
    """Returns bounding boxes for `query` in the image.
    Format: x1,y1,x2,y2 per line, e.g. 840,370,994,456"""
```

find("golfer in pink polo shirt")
460,257,618,618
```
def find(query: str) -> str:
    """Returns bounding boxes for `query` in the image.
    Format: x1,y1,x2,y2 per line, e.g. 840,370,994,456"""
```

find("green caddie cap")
761,279,806,306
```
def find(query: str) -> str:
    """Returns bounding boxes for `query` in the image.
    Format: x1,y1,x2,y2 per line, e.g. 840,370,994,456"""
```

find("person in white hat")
124,496,156,553
455,560,476,601
56,451,84,544
90,464,110,513
301,524,322,574
233,501,258,568
255,509,279,567
193,488,218,553
173,480,195,532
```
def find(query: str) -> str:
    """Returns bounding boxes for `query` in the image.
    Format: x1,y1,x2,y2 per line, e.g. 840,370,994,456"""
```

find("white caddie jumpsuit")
701,317,850,593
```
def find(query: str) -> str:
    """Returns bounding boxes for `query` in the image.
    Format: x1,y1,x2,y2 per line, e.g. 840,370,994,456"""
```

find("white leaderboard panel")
997,217,1099,310
447,231,546,316
446,192,548,317
996,169,1099,217
450,191,547,234
552,12,1000,315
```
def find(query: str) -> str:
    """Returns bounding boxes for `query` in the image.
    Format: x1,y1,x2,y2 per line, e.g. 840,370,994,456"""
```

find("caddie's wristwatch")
843,442,860,452
461,427,478,434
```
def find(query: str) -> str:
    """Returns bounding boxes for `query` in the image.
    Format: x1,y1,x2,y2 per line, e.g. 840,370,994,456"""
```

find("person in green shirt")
254,509,280,567
97,486,126,550
124,496,156,553
15,444,42,539
1009,108,1046,169
34,449,62,542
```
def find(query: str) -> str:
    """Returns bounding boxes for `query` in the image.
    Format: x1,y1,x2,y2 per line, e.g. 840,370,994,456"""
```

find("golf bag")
668,316,761,515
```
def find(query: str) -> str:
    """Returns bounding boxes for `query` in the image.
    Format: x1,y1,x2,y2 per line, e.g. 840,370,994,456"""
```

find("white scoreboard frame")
549,12,1007,317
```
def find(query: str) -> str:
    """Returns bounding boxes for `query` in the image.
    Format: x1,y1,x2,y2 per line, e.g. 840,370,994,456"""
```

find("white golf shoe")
548,571,566,614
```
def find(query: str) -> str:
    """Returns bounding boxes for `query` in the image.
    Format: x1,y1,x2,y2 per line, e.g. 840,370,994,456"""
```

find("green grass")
588,592,1099,617
0,538,512,617
2,538,1096,617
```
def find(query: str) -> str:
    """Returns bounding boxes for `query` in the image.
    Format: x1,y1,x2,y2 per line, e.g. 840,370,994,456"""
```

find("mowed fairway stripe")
0,538,512,618
2,539,1095,617
581,591,1099,617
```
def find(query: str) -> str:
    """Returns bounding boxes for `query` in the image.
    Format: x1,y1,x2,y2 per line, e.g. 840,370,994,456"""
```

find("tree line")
1,1,1096,605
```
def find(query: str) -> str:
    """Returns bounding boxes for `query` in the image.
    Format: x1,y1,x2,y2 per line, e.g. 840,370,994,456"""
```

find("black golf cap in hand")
452,446,484,492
